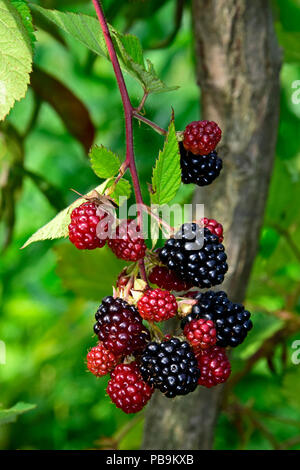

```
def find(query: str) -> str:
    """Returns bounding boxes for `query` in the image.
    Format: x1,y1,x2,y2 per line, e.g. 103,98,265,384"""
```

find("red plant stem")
92,0,143,209
92,0,148,283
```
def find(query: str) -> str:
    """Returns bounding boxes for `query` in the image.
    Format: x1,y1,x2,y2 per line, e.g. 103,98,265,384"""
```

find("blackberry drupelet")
181,290,253,348
159,223,228,288
139,338,200,398
94,296,149,356
180,143,222,187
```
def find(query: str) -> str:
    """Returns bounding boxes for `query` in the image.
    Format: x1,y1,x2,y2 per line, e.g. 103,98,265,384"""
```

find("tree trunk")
142,0,281,450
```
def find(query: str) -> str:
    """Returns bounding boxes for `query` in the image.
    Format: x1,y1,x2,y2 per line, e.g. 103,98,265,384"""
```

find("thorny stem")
92,0,148,281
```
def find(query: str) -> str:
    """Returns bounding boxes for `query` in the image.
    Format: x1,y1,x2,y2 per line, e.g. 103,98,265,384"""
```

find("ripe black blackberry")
94,296,149,356
180,142,222,187
181,291,253,348
159,223,228,288
139,338,200,398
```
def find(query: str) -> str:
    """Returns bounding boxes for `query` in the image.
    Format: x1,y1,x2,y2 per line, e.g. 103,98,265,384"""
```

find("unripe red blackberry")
183,120,222,155
68,202,108,250
137,288,178,322
86,343,119,377
182,291,253,348
139,338,200,398
196,346,231,388
107,362,153,413
149,265,192,292
94,296,149,356
183,318,217,351
159,224,228,289
108,219,146,262
201,217,224,243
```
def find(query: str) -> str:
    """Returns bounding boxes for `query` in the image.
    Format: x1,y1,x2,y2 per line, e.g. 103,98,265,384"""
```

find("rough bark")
142,0,281,450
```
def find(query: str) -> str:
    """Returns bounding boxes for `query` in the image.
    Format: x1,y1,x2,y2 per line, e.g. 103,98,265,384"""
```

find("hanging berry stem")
92,0,148,280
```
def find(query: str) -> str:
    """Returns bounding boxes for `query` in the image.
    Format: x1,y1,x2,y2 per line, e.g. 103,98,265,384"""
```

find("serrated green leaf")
0,402,36,426
0,0,33,121
107,178,132,203
151,120,181,205
21,181,109,248
30,5,177,95
11,0,35,47
89,145,120,179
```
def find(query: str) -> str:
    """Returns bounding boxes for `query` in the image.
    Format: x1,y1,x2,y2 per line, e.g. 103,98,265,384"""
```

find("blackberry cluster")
94,296,149,356
159,223,228,288
139,338,200,398
182,291,253,348
180,143,222,187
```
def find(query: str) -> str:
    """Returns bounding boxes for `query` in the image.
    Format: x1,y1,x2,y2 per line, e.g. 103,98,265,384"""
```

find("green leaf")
151,120,181,205
55,244,126,300
0,0,33,121
89,145,120,179
21,181,108,248
30,5,177,95
107,178,132,203
11,0,35,47
0,402,36,426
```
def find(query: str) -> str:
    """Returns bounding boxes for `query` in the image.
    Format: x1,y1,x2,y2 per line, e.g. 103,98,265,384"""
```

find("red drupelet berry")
108,219,146,262
137,288,178,322
107,362,153,413
149,265,192,292
196,346,231,388
87,343,119,377
68,202,107,250
183,120,222,155
183,318,217,351
200,217,224,243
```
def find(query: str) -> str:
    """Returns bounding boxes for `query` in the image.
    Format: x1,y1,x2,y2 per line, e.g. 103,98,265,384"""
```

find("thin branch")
133,111,167,136
135,91,149,114
92,0,148,283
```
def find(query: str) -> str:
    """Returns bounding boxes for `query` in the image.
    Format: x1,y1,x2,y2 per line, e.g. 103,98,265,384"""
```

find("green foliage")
151,119,181,205
0,403,36,426
90,145,121,179
0,0,33,120
30,4,177,95
1,0,300,453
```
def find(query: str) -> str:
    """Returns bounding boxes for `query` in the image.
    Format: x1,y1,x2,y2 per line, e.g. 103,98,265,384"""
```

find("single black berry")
181,291,253,348
159,223,228,288
139,338,200,398
180,142,222,187
94,296,149,356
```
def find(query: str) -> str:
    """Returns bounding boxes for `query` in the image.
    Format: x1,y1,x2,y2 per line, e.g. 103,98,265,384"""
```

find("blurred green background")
1,0,300,450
